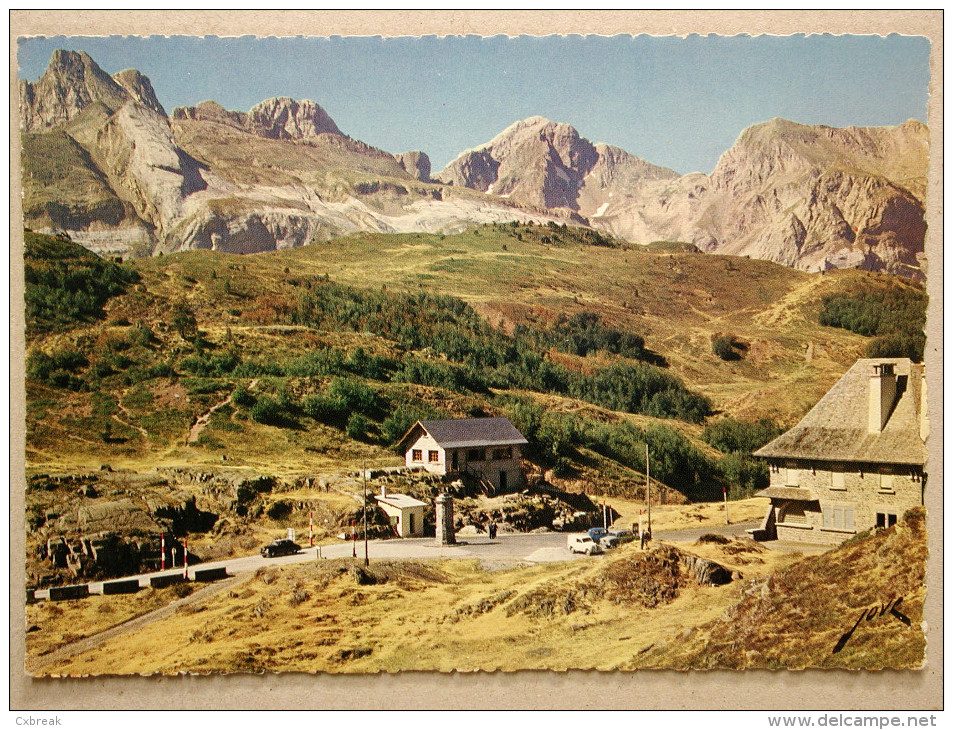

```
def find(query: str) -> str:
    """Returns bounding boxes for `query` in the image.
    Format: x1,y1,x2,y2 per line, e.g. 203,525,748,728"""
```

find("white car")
567,534,604,555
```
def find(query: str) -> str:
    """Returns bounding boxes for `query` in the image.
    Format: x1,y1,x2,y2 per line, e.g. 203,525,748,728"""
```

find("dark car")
260,538,301,558
588,527,609,542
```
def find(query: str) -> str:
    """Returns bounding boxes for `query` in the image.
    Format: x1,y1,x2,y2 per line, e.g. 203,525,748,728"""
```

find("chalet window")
428,450,440,464
785,468,800,487
878,474,895,493
411,449,423,462
468,449,484,462
493,447,511,460
876,512,898,529
823,504,856,531
830,468,846,490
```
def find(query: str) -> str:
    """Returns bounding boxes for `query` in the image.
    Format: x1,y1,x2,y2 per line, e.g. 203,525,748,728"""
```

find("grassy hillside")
23,224,899,493
26,508,925,674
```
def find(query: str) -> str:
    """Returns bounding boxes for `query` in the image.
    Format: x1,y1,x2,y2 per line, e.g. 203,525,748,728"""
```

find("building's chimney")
868,363,897,434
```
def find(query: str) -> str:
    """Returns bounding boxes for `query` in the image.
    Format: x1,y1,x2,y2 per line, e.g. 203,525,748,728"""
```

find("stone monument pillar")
434,493,456,545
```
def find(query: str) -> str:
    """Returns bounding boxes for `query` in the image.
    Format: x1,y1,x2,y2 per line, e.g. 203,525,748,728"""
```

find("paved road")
33,520,778,600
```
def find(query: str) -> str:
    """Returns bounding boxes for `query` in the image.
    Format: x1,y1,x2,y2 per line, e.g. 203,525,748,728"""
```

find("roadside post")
309,510,314,547
161,532,165,571
363,462,369,567
645,444,652,537
183,538,188,579
724,485,729,525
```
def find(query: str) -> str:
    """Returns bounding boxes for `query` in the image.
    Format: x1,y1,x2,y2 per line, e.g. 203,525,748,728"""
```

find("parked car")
587,527,609,542
260,538,301,558
568,534,604,555
599,533,620,550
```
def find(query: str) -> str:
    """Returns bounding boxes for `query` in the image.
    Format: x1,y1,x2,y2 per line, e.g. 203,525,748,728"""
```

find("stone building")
399,417,528,493
752,358,927,545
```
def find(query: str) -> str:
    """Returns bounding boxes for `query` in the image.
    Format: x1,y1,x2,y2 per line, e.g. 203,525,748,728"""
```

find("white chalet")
399,417,528,493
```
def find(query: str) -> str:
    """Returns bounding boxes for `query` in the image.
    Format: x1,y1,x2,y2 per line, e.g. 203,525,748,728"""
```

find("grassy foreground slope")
639,507,927,670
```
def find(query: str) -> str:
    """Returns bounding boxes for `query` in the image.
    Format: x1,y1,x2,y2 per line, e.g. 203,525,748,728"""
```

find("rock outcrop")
394,150,432,181
246,96,342,139
111,68,167,117
436,116,678,213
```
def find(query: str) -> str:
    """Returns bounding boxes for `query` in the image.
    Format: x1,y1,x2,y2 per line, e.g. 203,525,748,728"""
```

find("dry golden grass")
25,585,191,661
606,496,771,532
32,538,797,676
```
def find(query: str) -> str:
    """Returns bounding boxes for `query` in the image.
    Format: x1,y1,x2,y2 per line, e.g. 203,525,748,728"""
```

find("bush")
719,453,769,499
266,501,292,521
231,385,256,408
346,413,372,441
24,230,139,339
712,335,739,361
302,394,345,424
701,418,782,454
328,377,380,415
818,285,926,362
26,347,88,389
250,396,295,427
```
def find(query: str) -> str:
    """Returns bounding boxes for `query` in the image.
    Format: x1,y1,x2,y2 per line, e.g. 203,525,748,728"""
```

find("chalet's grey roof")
755,486,818,501
401,417,528,449
375,493,427,509
754,358,926,466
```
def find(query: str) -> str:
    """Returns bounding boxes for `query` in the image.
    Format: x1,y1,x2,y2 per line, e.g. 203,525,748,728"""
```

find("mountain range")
19,50,929,278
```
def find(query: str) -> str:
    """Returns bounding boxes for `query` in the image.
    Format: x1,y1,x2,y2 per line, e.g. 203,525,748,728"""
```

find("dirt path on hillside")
188,378,258,444
26,575,247,676
113,397,151,445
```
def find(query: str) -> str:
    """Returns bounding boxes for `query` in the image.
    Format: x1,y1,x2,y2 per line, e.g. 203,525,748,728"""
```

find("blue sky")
17,34,931,174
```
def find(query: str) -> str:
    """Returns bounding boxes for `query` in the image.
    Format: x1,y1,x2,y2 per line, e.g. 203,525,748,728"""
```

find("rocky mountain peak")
111,68,167,117
20,48,131,131
246,96,342,140
394,151,432,181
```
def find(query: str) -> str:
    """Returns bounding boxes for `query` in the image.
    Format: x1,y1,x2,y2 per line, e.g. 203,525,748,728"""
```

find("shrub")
346,413,372,441
328,377,380,415
266,501,292,521
231,385,256,408
26,347,88,389
701,418,782,454
712,335,739,361
250,396,294,427
302,394,344,424
818,285,926,362
24,230,139,339
170,300,198,342
719,453,770,499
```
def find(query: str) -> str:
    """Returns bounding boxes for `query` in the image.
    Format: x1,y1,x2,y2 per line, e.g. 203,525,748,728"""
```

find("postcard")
10,9,942,712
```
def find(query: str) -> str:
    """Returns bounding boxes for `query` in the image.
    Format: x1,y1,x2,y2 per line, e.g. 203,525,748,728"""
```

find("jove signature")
833,596,911,654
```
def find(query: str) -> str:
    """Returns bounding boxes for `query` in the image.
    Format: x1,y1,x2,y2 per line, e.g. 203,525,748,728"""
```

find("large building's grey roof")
402,417,528,449
754,358,926,466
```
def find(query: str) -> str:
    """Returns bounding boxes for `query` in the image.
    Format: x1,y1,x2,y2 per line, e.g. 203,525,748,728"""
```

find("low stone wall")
102,578,142,595
49,584,90,601
193,567,228,582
